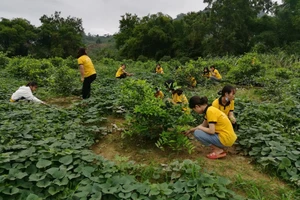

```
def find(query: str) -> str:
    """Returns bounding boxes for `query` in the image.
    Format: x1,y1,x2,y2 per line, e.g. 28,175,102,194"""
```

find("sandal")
206,151,227,159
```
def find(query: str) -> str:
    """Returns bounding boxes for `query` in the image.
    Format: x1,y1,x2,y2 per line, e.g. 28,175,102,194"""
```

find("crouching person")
185,96,237,159
10,81,46,104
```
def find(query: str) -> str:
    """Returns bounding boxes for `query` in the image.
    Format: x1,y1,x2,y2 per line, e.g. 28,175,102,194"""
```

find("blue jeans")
193,130,225,149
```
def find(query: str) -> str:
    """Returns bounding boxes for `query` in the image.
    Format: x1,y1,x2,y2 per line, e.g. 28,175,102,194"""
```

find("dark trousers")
116,73,127,79
82,74,96,99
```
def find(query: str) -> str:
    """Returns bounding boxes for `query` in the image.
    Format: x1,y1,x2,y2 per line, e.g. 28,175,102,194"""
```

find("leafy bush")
0,51,10,68
49,65,80,95
227,53,266,85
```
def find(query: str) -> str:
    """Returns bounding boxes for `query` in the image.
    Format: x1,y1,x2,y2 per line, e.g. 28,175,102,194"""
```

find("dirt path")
90,117,294,199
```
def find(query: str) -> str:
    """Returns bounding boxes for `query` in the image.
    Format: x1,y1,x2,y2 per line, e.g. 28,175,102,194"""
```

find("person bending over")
185,96,237,159
154,87,164,99
77,48,97,99
10,81,46,104
115,64,133,79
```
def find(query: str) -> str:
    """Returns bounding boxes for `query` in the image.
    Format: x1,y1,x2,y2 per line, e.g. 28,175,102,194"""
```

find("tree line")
1,0,300,61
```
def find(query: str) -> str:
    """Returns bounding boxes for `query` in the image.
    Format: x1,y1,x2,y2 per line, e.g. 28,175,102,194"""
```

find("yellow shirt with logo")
212,69,222,79
212,98,234,116
115,67,124,77
172,93,188,104
78,55,96,78
205,106,237,146
156,67,164,74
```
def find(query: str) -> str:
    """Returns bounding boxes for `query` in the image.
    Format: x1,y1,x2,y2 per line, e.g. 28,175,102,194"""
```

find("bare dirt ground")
90,117,291,197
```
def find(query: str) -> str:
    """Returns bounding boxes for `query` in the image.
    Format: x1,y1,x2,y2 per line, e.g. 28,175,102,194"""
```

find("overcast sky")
0,0,209,36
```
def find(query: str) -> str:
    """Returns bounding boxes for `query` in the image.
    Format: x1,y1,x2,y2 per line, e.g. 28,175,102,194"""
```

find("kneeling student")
185,96,237,159
10,82,46,104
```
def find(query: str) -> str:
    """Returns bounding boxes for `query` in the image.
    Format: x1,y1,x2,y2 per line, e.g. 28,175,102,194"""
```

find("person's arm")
229,111,236,124
185,119,210,135
79,64,85,82
22,88,44,104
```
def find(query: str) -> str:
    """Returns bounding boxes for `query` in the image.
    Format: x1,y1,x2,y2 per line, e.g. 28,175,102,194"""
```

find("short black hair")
77,48,87,58
189,96,208,109
26,81,38,87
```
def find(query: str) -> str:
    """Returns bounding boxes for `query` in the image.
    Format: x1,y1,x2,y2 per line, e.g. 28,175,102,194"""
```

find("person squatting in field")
154,87,164,99
212,85,237,126
209,65,222,82
77,48,97,99
155,63,164,74
10,81,46,104
115,64,133,79
185,96,237,159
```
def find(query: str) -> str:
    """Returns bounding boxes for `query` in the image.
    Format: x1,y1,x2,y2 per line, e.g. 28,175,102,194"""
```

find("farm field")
0,53,300,199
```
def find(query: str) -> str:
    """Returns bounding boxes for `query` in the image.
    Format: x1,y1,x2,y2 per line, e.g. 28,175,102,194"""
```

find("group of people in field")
154,77,237,159
10,47,237,160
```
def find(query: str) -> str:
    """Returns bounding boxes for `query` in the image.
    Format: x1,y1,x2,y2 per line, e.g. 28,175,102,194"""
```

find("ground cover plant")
0,52,299,199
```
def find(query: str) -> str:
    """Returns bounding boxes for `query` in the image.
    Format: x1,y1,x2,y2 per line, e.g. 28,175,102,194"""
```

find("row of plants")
0,98,242,199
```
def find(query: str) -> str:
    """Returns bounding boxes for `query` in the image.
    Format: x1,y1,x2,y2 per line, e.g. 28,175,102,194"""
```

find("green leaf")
46,167,67,179
48,186,61,195
26,193,41,200
2,187,19,195
36,178,51,188
29,173,46,181
82,166,95,178
36,159,52,168
278,157,291,169
59,155,73,165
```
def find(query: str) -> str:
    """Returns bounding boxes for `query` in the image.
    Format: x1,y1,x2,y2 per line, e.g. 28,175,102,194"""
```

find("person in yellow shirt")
185,96,237,159
202,67,211,79
77,48,97,99
189,76,197,87
171,88,188,105
115,64,133,78
154,87,164,99
210,65,222,82
155,64,164,74
212,85,236,125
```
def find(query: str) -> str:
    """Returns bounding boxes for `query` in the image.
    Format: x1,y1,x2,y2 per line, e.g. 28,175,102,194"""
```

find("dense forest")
1,0,300,61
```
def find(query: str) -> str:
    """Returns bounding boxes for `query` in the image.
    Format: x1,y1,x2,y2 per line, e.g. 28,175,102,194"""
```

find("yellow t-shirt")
212,69,222,79
190,77,197,87
202,72,211,78
78,55,96,78
156,67,164,74
204,106,237,146
172,93,188,104
212,98,234,116
155,91,164,99
115,67,124,77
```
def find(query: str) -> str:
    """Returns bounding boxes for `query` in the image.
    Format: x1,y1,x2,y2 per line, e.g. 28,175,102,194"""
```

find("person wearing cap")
185,96,237,159
10,81,46,104
155,64,164,74
115,64,133,78
210,65,222,82
77,47,97,99
154,87,164,99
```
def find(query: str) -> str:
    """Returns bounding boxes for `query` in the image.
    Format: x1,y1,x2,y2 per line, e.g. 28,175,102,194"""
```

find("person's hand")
81,77,84,82
184,129,193,136
229,116,236,124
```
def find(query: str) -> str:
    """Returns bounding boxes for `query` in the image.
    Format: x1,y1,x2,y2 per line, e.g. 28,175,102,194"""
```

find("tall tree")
0,18,37,56
35,11,84,58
